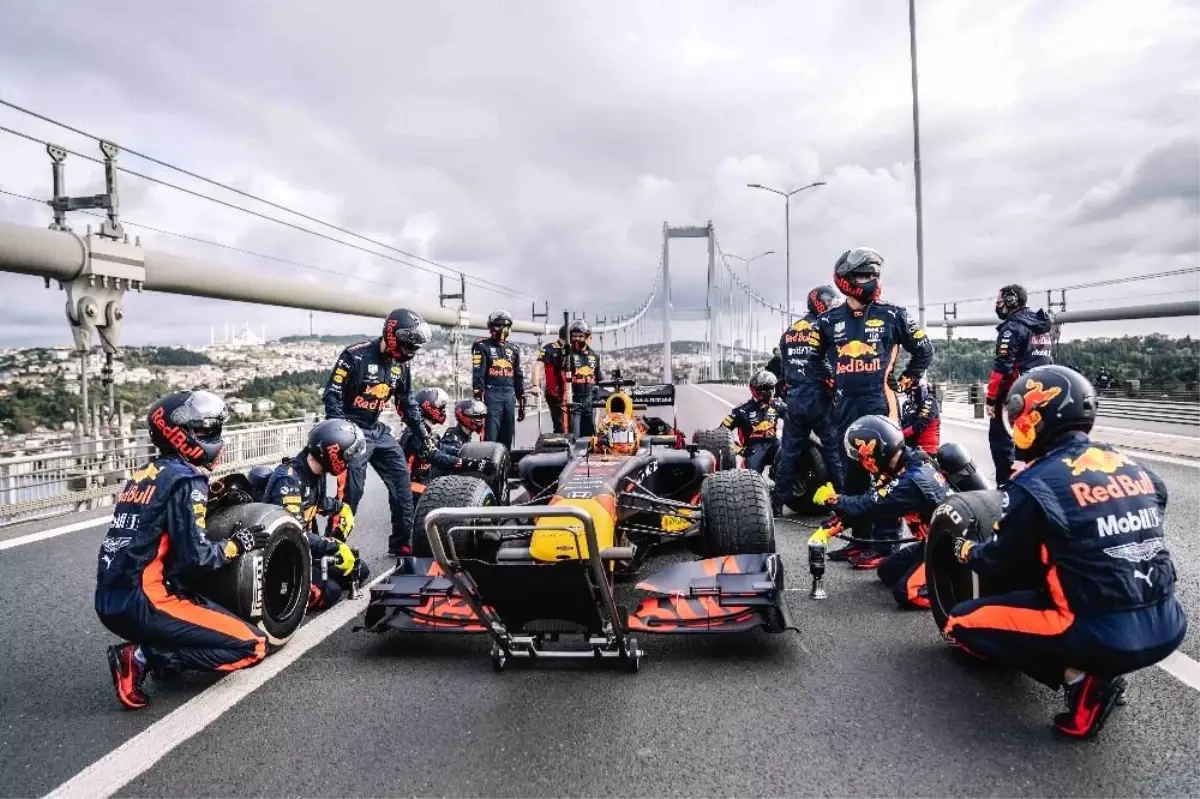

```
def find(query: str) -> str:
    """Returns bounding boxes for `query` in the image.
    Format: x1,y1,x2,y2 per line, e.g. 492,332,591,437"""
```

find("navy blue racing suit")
720,398,784,475
322,338,425,554
809,301,934,551
263,455,361,610
946,433,1187,688
429,426,473,479
402,423,467,507
832,449,950,608
987,308,1054,483
566,347,603,438
472,337,525,450
773,314,845,506
95,456,267,674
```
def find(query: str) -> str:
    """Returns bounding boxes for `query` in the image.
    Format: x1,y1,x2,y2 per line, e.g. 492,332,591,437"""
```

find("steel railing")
0,416,315,525
937,384,1199,426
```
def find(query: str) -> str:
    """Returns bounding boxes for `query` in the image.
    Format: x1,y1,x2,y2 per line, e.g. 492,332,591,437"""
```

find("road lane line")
43,563,399,799
0,516,111,552
690,385,1200,693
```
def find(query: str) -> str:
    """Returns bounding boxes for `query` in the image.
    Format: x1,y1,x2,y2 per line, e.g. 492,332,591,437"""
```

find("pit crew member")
900,378,940,455
428,398,496,480
946,366,1187,739
811,415,949,608
402,387,450,504
96,391,269,710
472,309,526,450
720,370,785,476
987,284,1055,484
263,419,368,611
807,247,934,569
323,307,432,557
566,320,603,438
772,285,845,515
538,324,570,434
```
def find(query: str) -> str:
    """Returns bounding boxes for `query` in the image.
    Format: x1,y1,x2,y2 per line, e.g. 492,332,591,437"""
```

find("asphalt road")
2,385,1197,798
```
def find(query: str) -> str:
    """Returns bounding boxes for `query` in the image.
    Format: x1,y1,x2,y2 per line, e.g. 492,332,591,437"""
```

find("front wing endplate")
360,557,486,634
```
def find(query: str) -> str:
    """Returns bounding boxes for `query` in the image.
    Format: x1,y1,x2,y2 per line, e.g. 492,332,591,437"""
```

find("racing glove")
330,503,355,541
333,541,356,578
812,482,838,506
224,523,270,559
953,536,976,563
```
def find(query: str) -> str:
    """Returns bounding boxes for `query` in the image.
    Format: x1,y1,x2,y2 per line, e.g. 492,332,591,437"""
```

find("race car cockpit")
592,390,642,455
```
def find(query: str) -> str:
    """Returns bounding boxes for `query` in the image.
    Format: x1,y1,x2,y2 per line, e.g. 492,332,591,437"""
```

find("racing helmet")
749,370,777,404
454,398,488,434
488,309,513,340
833,247,883,303
414,387,450,425
1003,365,1096,460
995,284,1028,320
557,323,568,342
382,308,432,362
306,419,366,476
597,413,639,455
807,284,841,316
146,390,229,468
568,319,591,350
843,414,906,476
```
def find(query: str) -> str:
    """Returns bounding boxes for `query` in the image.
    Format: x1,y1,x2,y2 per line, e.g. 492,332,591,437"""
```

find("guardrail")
0,416,316,526
938,385,1199,426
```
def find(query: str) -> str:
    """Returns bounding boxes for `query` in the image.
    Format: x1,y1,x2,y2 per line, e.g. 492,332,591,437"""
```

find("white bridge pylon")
661,221,717,384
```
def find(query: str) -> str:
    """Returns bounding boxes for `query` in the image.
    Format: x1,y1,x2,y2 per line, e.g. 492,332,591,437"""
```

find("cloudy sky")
0,0,1197,351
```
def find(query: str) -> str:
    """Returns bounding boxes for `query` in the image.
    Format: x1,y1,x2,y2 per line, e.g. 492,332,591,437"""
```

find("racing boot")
107,642,149,710
389,544,413,559
827,543,866,563
1053,674,1127,740
850,548,888,570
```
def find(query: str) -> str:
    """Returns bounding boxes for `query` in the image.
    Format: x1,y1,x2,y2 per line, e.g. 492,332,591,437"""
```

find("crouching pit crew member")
945,365,1187,740
402,387,451,506
900,377,941,455
96,391,270,710
428,398,496,480
323,307,432,558
809,415,949,607
264,419,369,612
720,370,785,475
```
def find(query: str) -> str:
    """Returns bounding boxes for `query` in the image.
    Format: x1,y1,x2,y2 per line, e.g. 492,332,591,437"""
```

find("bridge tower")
661,221,717,384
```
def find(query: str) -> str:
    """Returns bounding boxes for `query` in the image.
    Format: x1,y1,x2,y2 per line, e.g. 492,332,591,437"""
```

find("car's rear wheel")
694,428,736,471
198,503,312,651
924,490,1004,633
413,475,496,559
700,469,776,556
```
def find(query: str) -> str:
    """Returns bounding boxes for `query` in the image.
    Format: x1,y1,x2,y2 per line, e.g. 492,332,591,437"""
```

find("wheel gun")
807,515,844,600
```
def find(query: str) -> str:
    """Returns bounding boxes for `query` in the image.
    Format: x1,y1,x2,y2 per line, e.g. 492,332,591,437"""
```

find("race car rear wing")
592,383,676,409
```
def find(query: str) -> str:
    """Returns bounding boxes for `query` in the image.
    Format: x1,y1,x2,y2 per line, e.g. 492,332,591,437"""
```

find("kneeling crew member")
472,309,526,450
900,378,940,455
429,399,495,480
946,365,1187,739
264,419,368,611
403,387,451,505
812,415,949,607
96,391,270,710
720,370,785,475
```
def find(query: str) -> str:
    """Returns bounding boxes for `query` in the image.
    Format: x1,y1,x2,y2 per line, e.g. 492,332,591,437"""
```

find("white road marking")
43,564,399,799
1158,651,1200,692
690,384,736,409
0,516,111,552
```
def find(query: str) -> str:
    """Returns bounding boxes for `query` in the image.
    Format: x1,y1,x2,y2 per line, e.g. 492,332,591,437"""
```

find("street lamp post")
746,181,825,323
727,249,775,374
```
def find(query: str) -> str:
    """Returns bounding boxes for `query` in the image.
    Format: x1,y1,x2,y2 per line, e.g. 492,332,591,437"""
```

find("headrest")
605,392,633,419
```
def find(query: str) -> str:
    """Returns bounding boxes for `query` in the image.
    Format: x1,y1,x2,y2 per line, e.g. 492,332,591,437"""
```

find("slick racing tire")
196,503,312,651
700,469,776,556
695,428,737,471
533,433,571,453
924,490,1004,633
457,441,511,504
412,475,497,560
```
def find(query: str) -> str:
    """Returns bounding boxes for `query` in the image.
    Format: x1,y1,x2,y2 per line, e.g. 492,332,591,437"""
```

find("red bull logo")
853,438,879,473
1010,380,1061,450
326,442,347,475
1063,447,1130,476
1071,470,1155,507
837,340,877,358
362,383,392,399
150,407,207,462
116,482,158,505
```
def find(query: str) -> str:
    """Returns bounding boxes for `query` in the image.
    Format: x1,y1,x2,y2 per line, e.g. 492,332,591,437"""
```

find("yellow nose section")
529,497,616,562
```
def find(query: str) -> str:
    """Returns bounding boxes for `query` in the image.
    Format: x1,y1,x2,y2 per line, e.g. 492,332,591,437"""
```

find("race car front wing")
628,553,798,635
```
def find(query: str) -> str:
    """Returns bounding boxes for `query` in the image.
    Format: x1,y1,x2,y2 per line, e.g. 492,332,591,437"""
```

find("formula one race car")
360,372,797,671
